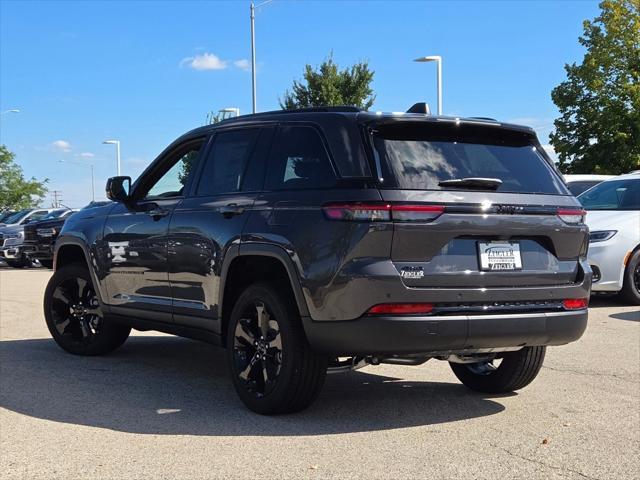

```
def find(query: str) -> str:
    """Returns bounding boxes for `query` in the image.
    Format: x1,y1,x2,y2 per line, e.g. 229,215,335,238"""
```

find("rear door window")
265,125,337,190
372,122,567,195
196,129,259,195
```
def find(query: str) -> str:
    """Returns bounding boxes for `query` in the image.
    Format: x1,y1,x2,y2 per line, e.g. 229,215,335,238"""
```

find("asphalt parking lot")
0,267,638,480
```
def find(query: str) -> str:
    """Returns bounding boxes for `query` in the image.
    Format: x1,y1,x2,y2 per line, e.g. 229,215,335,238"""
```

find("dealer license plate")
478,241,522,271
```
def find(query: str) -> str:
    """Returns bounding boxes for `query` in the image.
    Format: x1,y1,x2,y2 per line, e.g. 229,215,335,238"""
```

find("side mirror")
106,176,132,202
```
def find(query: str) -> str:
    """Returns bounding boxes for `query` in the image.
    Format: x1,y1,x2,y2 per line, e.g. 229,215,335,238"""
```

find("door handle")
219,204,245,218
147,207,169,219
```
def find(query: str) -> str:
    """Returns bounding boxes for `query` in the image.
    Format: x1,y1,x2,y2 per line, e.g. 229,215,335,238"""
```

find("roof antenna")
406,102,431,115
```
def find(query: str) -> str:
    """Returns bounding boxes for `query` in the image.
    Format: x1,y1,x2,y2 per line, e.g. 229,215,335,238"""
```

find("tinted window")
372,123,567,194
3,209,31,224
578,179,640,210
40,209,70,220
24,211,49,223
265,126,336,190
567,181,602,196
145,143,203,199
197,129,259,195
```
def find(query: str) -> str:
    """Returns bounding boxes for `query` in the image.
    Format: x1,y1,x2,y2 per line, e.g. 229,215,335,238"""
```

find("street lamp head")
414,56,441,63
7,109,20,113
102,140,119,145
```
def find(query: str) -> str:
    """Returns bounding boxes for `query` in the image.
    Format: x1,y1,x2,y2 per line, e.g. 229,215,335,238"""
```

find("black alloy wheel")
44,263,130,355
620,249,640,305
232,301,283,397
50,275,103,344
227,283,328,415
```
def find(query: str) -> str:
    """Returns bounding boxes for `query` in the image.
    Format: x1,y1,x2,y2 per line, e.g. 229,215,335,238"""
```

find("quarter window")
265,126,336,190
196,129,259,195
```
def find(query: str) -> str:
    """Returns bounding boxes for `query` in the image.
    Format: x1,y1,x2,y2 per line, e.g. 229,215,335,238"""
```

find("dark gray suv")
43,106,590,414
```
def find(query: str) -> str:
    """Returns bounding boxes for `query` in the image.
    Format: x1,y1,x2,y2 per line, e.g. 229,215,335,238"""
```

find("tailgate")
382,190,588,288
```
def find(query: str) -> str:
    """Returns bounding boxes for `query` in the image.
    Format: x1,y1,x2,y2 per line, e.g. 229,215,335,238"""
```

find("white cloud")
51,140,71,152
180,53,227,71
233,59,251,71
79,152,95,158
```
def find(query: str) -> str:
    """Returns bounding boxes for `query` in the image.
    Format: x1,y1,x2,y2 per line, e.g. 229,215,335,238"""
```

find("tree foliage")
0,145,48,211
550,0,640,174
280,54,375,110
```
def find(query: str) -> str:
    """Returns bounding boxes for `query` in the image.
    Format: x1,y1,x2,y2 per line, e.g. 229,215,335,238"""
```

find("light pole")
59,160,95,202
1,109,20,116
102,140,121,176
250,0,273,114
413,56,443,115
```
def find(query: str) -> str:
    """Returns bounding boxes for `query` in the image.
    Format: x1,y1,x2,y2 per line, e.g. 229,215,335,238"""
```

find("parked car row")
0,202,111,268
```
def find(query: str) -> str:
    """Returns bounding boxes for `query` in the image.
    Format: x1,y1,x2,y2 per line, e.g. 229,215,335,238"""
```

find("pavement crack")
489,443,601,480
543,365,638,384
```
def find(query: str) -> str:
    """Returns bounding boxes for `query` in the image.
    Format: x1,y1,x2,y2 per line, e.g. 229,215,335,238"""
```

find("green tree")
280,54,375,110
550,0,640,174
0,145,48,210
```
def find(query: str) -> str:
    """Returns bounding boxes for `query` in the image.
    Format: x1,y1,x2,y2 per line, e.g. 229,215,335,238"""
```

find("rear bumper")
303,309,588,355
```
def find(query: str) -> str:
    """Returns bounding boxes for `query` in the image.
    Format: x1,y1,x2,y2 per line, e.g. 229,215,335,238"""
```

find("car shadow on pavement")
0,336,507,436
589,295,629,308
609,311,640,322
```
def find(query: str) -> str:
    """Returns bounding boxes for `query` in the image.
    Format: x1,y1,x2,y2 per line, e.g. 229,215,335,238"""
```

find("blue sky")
0,0,600,207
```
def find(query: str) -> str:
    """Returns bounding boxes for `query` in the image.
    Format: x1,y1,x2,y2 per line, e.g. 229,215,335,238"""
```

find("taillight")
367,303,434,315
322,203,391,221
391,204,445,222
322,203,444,222
562,298,588,310
557,208,586,224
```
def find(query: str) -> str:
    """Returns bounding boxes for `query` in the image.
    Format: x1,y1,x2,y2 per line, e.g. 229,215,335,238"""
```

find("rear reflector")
391,204,445,222
367,303,434,315
323,203,444,223
322,203,391,222
557,208,586,224
562,298,588,310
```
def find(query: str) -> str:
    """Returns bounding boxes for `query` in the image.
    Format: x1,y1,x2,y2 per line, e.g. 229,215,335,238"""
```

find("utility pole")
51,190,63,208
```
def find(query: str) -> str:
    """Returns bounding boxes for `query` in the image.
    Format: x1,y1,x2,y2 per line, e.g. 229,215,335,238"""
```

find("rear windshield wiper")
438,177,503,190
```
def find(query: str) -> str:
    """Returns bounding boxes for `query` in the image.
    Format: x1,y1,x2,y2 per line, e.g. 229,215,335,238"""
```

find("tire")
450,346,546,393
226,282,328,415
619,249,640,305
39,259,54,269
6,256,33,268
43,263,131,355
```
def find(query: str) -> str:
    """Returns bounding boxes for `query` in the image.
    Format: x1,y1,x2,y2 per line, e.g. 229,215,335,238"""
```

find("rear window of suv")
371,122,568,195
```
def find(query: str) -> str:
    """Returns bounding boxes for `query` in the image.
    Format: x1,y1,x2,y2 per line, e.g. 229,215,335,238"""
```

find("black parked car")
43,106,590,414
23,208,78,268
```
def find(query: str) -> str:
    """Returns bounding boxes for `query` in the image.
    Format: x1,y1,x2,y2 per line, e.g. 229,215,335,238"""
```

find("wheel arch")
219,244,310,346
54,237,108,305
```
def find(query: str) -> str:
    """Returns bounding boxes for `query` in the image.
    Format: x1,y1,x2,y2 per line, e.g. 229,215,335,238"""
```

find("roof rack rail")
220,105,363,122
468,116,498,121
